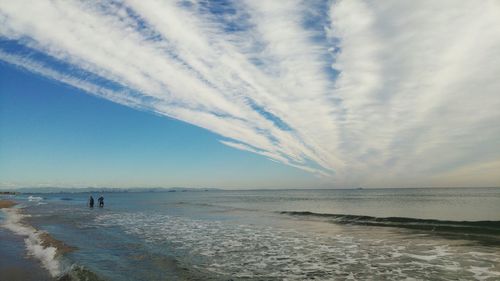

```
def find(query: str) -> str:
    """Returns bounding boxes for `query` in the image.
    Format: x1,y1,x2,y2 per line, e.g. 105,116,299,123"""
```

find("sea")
1,187,500,281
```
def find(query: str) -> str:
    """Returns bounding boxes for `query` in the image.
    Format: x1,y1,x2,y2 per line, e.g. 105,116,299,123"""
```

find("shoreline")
0,199,54,281
0,199,106,281
0,199,17,209
0,226,53,281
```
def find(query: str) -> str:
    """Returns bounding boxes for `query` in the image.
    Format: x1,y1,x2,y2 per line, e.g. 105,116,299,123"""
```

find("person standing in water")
88,195,94,208
98,195,104,207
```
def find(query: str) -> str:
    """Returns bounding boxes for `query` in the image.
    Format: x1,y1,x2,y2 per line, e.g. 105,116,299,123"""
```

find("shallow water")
3,188,500,280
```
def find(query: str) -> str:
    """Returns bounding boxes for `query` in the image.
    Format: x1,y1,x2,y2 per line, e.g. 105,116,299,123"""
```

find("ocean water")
2,188,500,280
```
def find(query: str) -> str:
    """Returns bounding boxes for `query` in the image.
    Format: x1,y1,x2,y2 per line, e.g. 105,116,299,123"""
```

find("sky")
1,0,500,189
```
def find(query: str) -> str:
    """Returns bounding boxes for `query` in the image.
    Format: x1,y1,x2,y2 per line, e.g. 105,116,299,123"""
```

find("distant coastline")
1,186,499,194
0,191,19,195
0,187,222,194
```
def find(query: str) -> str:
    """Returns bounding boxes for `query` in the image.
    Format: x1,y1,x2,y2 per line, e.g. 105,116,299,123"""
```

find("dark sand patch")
39,232,78,256
0,200,17,209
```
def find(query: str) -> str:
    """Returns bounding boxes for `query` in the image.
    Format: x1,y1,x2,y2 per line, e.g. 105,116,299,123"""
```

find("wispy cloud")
327,0,500,186
1,0,499,187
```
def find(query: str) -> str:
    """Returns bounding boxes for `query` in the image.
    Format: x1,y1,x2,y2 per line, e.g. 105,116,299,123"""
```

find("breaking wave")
1,207,105,281
1,207,62,276
280,211,500,234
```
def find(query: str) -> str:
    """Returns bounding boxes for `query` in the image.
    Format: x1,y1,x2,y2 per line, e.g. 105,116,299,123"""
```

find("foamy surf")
28,195,44,201
1,207,62,277
95,211,500,280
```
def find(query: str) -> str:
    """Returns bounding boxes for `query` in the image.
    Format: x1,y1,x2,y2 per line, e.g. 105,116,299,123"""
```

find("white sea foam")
95,212,500,280
28,195,43,201
468,266,500,281
1,208,61,276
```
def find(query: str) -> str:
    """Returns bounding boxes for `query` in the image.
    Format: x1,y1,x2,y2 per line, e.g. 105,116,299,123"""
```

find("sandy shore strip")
39,232,78,256
0,199,17,209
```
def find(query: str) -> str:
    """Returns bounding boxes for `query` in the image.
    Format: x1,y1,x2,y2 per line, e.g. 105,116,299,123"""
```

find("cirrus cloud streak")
1,0,499,187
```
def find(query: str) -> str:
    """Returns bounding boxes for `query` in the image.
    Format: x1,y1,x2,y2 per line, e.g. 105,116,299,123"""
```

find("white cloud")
1,0,499,187
327,0,500,186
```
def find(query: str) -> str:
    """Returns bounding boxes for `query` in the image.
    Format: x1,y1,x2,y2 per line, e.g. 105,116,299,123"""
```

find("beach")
1,188,500,280
0,199,95,281
0,200,53,281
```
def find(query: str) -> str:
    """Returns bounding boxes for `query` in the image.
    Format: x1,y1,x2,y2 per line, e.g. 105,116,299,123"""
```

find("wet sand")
0,199,17,209
39,232,78,256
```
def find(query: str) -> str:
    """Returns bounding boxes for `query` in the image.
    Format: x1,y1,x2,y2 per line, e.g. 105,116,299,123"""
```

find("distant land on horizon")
1,186,499,194
0,186,223,194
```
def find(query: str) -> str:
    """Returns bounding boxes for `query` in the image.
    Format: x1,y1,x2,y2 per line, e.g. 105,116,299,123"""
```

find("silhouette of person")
88,195,94,208
98,196,104,207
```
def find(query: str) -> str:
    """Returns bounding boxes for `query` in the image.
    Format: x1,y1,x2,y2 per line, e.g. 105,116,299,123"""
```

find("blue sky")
1,0,500,188
0,61,318,188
